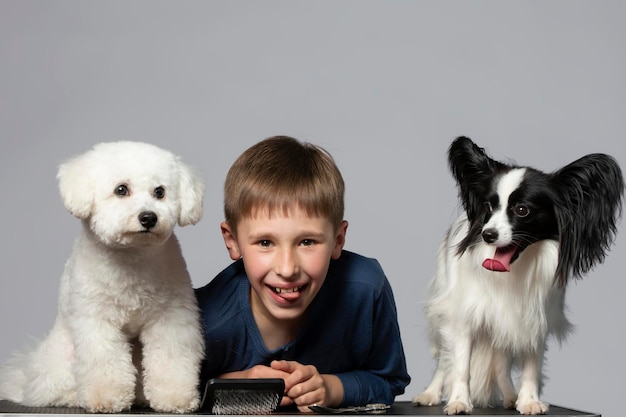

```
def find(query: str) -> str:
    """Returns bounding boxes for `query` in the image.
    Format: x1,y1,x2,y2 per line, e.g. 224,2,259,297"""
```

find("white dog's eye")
114,184,130,197
153,186,165,199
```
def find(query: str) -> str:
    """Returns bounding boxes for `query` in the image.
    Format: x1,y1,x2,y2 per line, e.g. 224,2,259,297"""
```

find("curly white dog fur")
0,141,206,413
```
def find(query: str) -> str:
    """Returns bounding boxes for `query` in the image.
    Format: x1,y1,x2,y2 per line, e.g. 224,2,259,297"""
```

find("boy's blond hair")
224,136,345,234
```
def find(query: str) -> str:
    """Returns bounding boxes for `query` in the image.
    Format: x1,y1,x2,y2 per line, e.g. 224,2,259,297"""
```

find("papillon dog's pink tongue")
482,246,517,272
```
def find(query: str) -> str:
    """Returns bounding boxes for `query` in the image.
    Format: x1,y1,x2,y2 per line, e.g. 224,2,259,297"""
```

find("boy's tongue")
272,286,303,301
277,291,300,301
482,245,517,272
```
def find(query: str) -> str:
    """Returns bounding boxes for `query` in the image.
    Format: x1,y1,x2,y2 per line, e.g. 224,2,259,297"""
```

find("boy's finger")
270,359,295,373
279,395,293,407
246,364,290,380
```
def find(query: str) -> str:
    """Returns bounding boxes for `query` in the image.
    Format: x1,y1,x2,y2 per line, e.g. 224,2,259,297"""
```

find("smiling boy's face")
221,206,347,344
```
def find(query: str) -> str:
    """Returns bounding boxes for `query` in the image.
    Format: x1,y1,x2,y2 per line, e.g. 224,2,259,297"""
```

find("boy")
195,136,410,411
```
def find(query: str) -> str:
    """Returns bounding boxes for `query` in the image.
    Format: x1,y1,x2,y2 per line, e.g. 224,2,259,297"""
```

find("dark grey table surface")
0,400,600,417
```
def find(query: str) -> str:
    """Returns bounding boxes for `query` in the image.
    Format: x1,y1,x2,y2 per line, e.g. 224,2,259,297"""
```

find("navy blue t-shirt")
195,250,410,406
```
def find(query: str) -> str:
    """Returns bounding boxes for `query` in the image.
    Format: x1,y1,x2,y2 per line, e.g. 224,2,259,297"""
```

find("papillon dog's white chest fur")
431,217,567,352
413,137,623,415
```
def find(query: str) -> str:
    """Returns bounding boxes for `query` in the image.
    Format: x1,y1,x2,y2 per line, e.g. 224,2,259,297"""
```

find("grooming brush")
200,378,285,415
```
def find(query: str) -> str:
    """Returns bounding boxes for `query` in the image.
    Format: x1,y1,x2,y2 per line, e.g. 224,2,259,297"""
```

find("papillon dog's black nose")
139,211,158,229
482,229,498,243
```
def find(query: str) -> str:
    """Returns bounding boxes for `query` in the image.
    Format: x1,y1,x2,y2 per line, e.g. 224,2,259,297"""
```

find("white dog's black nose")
139,211,158,229
482,229,498,243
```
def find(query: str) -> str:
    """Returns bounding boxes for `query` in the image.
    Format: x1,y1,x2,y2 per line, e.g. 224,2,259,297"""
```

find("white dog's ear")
177,160,205,226
57,153,94,219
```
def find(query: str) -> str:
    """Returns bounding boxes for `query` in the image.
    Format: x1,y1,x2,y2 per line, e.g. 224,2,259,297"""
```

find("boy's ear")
331,220,349,259
221,222,242,260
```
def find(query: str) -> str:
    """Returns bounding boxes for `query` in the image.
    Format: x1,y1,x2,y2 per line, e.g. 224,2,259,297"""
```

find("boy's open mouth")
268,284,308,302
271,285,305,294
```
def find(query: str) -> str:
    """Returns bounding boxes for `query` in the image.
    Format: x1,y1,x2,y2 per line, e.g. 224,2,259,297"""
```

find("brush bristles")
211,390,281,415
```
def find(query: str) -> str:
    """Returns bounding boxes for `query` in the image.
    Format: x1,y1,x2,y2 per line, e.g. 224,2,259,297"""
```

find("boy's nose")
275,248,299,278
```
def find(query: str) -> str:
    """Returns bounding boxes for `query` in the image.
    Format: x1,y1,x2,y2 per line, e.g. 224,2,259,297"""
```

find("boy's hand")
219,364,289,380
270,360,343,412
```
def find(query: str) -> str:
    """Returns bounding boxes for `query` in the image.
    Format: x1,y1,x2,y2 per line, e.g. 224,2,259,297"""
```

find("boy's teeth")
273,286,301,294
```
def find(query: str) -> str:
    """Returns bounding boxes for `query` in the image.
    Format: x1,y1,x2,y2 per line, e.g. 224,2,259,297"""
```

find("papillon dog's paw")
443,400,473,415
502,396,517,409
516,399,549,415
412,390,441,406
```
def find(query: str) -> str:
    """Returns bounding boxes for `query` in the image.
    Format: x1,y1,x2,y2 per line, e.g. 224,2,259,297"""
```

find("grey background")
1,1,623,415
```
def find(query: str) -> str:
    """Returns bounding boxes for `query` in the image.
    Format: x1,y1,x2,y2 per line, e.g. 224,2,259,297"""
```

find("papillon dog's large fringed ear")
552,153,624,286
447,137,508,226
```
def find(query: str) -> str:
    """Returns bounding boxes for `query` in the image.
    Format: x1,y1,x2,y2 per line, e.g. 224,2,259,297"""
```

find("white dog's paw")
78,384,135,413
148,390,200,413
516,399,549,415
412,390,441,406
443,400,473,415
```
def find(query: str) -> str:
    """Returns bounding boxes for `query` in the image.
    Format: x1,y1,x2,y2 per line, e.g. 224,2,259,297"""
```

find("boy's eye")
300,239,315,247
258,240,272,248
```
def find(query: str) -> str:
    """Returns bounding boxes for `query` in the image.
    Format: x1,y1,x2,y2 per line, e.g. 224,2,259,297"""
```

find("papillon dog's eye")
153,186,165,199
514,204,530,217
484,202,493,213
114,184,129,197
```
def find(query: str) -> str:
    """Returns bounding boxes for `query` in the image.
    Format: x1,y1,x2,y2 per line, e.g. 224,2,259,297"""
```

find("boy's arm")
335,279,411,406
321,374,344,407
336,369,403,406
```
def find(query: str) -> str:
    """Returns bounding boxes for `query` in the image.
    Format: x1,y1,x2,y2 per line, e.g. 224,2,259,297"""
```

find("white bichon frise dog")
0,141,205,413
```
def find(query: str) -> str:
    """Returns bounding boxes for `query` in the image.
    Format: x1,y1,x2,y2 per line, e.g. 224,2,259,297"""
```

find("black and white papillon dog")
413,136,623,415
